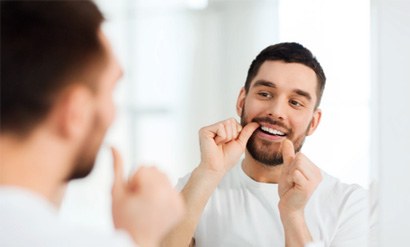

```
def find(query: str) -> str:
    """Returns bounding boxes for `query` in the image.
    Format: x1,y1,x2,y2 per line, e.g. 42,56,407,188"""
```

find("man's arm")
162,119,259,247
278,139,323,247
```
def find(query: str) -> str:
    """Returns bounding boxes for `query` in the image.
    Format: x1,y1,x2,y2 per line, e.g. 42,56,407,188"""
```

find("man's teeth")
261,126,285,136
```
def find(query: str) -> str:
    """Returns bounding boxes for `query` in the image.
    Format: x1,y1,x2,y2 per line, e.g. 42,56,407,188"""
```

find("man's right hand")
198,118,259,176
161,119,258,247
110,147,185,247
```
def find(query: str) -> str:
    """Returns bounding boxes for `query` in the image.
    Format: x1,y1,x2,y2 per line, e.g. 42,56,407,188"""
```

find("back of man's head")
1,1,105,137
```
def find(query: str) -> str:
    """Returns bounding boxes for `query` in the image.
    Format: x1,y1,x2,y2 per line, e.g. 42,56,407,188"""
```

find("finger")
292,169,308,188
236,121,243,133
232,120,241,140
282,139,295,166
231,118,241,140
223,121,234,142
214,123,227,145
200,121,224,139
291,154,316,181
111,147,125,195
225,119,242,141
128,166,164,192
236,122,259,148
280,139,295,177
127,166,144,192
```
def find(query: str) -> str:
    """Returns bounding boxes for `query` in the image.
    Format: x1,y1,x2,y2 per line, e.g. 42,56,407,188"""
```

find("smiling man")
163,43,370,247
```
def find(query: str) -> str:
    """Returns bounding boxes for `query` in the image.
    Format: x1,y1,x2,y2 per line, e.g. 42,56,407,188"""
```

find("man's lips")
255,128,285,141
260,126,286,136
255,121,288,137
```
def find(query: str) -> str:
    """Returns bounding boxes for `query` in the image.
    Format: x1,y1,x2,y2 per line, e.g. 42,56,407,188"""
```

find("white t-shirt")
0,187,135,247
176,162,371,247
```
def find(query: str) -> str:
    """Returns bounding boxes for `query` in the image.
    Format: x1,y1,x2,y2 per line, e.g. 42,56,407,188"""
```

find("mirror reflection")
60,0,373,244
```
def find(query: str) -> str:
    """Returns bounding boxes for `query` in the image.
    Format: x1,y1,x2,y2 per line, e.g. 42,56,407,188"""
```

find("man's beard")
67,114,106,181
241,108,310,167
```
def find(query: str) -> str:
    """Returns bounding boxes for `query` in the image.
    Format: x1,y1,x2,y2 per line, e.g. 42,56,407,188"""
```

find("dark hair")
244,42,326,108
1,1,105,135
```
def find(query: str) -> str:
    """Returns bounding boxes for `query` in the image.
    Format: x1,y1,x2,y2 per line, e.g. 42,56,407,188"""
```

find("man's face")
237,60,321,166
69,32,122,180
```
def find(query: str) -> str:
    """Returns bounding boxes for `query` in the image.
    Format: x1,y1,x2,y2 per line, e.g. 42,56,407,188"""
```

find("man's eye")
258,92,271,98
290,99,302,107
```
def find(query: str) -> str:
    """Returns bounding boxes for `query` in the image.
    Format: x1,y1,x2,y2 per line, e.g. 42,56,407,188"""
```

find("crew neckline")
0,186,59,215
236,161,279,190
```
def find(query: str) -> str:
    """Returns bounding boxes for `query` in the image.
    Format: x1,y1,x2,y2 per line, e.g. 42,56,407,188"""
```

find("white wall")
279,0,371,188
184,0,279,173
371,0,410,245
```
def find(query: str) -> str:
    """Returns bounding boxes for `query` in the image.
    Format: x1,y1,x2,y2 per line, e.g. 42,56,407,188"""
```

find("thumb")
237,122,259,148
111,147,125,196
278,139,295,187
281,139,295,174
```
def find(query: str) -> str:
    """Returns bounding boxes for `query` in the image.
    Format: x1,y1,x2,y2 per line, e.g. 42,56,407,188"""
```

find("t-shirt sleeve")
329,185,370,247
175,172,193,191
113,230,138,247
305,241,325,247
56,228,137,247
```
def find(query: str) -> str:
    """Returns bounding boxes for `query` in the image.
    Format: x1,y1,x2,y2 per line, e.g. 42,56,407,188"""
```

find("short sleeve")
175,172,192,191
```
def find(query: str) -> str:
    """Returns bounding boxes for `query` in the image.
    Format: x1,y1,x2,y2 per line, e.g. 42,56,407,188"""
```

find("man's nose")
266,98,287,120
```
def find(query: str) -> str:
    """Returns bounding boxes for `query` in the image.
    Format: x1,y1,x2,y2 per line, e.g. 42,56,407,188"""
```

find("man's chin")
256,157,284,167
246,138,284,166
246,148,284,166
67,161,95,181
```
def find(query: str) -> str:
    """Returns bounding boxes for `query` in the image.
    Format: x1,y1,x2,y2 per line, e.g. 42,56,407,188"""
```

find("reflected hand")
111,147,185,247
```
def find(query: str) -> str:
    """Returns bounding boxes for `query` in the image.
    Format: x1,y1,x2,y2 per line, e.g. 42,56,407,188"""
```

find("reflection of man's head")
239,43,326,166
1,1,115,180
244,43,326,109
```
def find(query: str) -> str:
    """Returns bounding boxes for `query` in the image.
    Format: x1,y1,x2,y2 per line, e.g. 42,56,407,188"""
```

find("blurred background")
59,0,410,245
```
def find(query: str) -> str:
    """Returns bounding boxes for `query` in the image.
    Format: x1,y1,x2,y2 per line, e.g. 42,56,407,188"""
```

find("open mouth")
259,126,287,137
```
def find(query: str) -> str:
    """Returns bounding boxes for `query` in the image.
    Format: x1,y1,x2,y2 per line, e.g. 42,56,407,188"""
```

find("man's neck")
241,151,283,184
0,131,70,208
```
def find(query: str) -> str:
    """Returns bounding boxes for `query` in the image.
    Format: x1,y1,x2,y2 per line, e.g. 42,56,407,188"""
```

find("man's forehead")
98,30,123,80
251,61,318,89
249,60,319,105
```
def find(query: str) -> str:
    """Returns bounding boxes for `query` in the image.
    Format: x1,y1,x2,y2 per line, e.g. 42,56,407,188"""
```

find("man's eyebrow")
252,80,277,88
294,89,312,101
253,79,312,101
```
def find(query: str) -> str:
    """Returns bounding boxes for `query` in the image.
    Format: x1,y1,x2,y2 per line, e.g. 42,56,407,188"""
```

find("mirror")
61,0,374,239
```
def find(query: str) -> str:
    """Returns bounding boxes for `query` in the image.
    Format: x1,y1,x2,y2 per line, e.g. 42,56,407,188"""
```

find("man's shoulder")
0,187,135,247
320,172,366,193
175,171,192,191
175,163,242,191
314,171,368,207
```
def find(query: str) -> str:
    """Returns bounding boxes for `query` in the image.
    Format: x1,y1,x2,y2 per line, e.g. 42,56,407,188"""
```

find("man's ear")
236,87,246,117
307,108,322,136
52,85,94,140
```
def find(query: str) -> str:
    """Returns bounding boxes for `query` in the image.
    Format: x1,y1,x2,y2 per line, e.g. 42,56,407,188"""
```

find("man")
163,43,370,246
0,1,184,247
